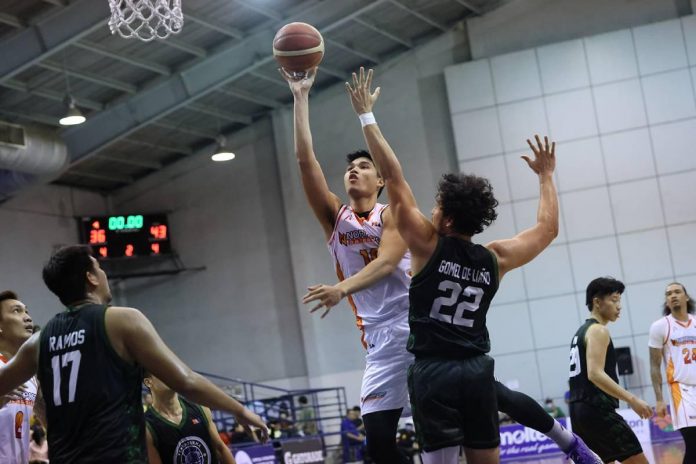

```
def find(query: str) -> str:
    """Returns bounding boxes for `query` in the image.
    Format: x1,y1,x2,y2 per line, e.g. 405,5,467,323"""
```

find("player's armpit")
486,221,557,280
0,332,39,397
145,427,163,464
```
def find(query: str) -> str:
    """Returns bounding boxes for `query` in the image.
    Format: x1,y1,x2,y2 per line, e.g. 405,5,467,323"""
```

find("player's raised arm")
281,67,342,239
345,68,438,264
107,306,268,442
0,332,39,397
486,135,558,279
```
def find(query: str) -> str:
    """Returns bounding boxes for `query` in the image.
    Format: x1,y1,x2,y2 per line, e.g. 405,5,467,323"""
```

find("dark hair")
663,282,695,316
42,245,95,306
437,173,498,236
0,290,19,321
346,150,384,197
585,277,625,311
32,425,45,445
298,395,308,405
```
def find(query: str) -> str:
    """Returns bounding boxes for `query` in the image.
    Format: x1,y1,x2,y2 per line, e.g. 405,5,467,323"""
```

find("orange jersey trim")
334,260,367,350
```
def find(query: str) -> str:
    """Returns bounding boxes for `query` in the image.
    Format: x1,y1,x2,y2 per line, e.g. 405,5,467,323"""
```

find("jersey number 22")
430,280,483,327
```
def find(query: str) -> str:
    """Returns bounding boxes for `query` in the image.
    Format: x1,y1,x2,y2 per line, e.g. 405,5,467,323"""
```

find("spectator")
28,426,48,464
142,392,153,412
396,422,418,464
297,396,317,436
544,398,566,418
341,407,365,463
229,423,257,444
279,411,300,438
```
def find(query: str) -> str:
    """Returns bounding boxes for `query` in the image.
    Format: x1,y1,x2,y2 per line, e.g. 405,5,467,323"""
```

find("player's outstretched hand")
655,400,668,418
303,284,346,318
346,67,381,115
522,135,556,177
0,384,27,408
235,408,270,443
628,396,653,419
279,66,318,96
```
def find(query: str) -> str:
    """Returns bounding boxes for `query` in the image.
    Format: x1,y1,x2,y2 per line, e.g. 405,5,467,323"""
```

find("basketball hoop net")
108,0,184,42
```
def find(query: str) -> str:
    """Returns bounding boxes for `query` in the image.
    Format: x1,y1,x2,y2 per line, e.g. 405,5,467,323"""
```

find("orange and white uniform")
328,203,413,415
649,314,696,429
0,354,37,464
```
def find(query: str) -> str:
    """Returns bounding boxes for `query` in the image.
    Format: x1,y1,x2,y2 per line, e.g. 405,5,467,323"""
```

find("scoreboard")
79,214,172,259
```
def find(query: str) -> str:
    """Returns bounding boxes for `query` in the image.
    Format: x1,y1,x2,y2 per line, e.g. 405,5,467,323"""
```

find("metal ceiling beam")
234,0,283,21
96,154,164,170
61,0,384,163
387,0,447,31
0,13,23,28
0,0,108,84
38,60,138,94
187,104,252,125
325,38,380,64
215,87,281,109
452,0,482,15
2,79,104,111
41,0,68,6
152,121,218,140
161,38,207,58
319,65,349,80
70,169,134,184
120,138,194,156
74,41,172,76
354,18,413,48
250,71,288,89
0,109,59,126
187,14,244,39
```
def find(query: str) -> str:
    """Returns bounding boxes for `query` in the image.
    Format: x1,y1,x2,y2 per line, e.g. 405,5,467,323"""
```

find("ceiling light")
211,136,235,162
59,97,86,126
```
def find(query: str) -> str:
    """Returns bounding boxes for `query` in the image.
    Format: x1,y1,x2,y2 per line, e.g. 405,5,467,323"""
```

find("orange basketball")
273,22,324,73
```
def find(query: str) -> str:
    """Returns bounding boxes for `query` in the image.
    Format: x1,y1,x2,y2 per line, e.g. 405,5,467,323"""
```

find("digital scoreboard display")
79,214,172,259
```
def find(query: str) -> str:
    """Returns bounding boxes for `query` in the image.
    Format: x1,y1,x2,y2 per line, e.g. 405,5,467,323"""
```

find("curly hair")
662,282,695,316
436,173,498,236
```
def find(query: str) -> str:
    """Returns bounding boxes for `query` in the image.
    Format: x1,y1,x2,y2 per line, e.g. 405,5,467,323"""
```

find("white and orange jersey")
0,354,37,464
328,203,411,346
649,314,696,385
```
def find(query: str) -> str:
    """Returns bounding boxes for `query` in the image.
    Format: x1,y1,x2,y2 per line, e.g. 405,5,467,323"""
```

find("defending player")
144,372,236,464
0,245,267,462
569,277,652,463
345,66,563,464
649,282,696,463
0,291,38,464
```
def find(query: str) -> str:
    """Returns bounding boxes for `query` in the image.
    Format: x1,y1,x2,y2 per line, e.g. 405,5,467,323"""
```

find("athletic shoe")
566,434,603,464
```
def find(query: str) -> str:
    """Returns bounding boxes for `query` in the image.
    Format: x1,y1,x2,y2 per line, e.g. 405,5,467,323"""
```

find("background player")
282,67,413,463
346,67,561,464
144,372,236,464
0,291,38,464
0,245,267,462
569,277,652,463
649,282,696,463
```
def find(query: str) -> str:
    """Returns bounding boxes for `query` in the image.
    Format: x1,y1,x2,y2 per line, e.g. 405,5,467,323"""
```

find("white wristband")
359,112,376,127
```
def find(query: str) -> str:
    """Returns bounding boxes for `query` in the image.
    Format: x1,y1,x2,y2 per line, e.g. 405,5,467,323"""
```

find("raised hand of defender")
279,66,318,96
346,67,381,115
303,284,346,318
522,135,556,176
235,408,270,443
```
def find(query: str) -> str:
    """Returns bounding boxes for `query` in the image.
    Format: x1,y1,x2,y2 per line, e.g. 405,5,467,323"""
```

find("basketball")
272,22,324,72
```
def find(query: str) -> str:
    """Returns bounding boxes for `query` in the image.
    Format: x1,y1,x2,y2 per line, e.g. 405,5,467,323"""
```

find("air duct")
0,121,69,201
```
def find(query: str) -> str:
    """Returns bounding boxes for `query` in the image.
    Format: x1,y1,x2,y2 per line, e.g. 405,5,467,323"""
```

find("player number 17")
51,350,81,406
430,280,484,327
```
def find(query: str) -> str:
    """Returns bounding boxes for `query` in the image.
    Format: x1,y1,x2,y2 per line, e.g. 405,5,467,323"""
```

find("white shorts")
668,382,696,430
360,320,414,416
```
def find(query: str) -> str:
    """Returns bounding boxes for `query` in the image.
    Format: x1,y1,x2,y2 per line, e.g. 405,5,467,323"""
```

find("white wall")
446,13,696,405
0,184,108,326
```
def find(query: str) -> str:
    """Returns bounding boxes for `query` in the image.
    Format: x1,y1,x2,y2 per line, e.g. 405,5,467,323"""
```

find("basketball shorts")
360,320,414,416
570,401,643,462
408,354,499,452
668,382,696,430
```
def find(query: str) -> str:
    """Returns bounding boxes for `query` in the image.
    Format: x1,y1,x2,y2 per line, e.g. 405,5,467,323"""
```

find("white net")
108,0,184,42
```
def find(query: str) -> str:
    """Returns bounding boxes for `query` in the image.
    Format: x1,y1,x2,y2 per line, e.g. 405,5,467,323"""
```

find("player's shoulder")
649,316,669,332
586,322,610,339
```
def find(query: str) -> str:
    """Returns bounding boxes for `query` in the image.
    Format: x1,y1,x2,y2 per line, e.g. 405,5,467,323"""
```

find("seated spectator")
396,422,418,464
279,411,300,438
297,395,317,436
544,398,565,418
341,407,365,463
229,422,258,444
29,425,49,464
